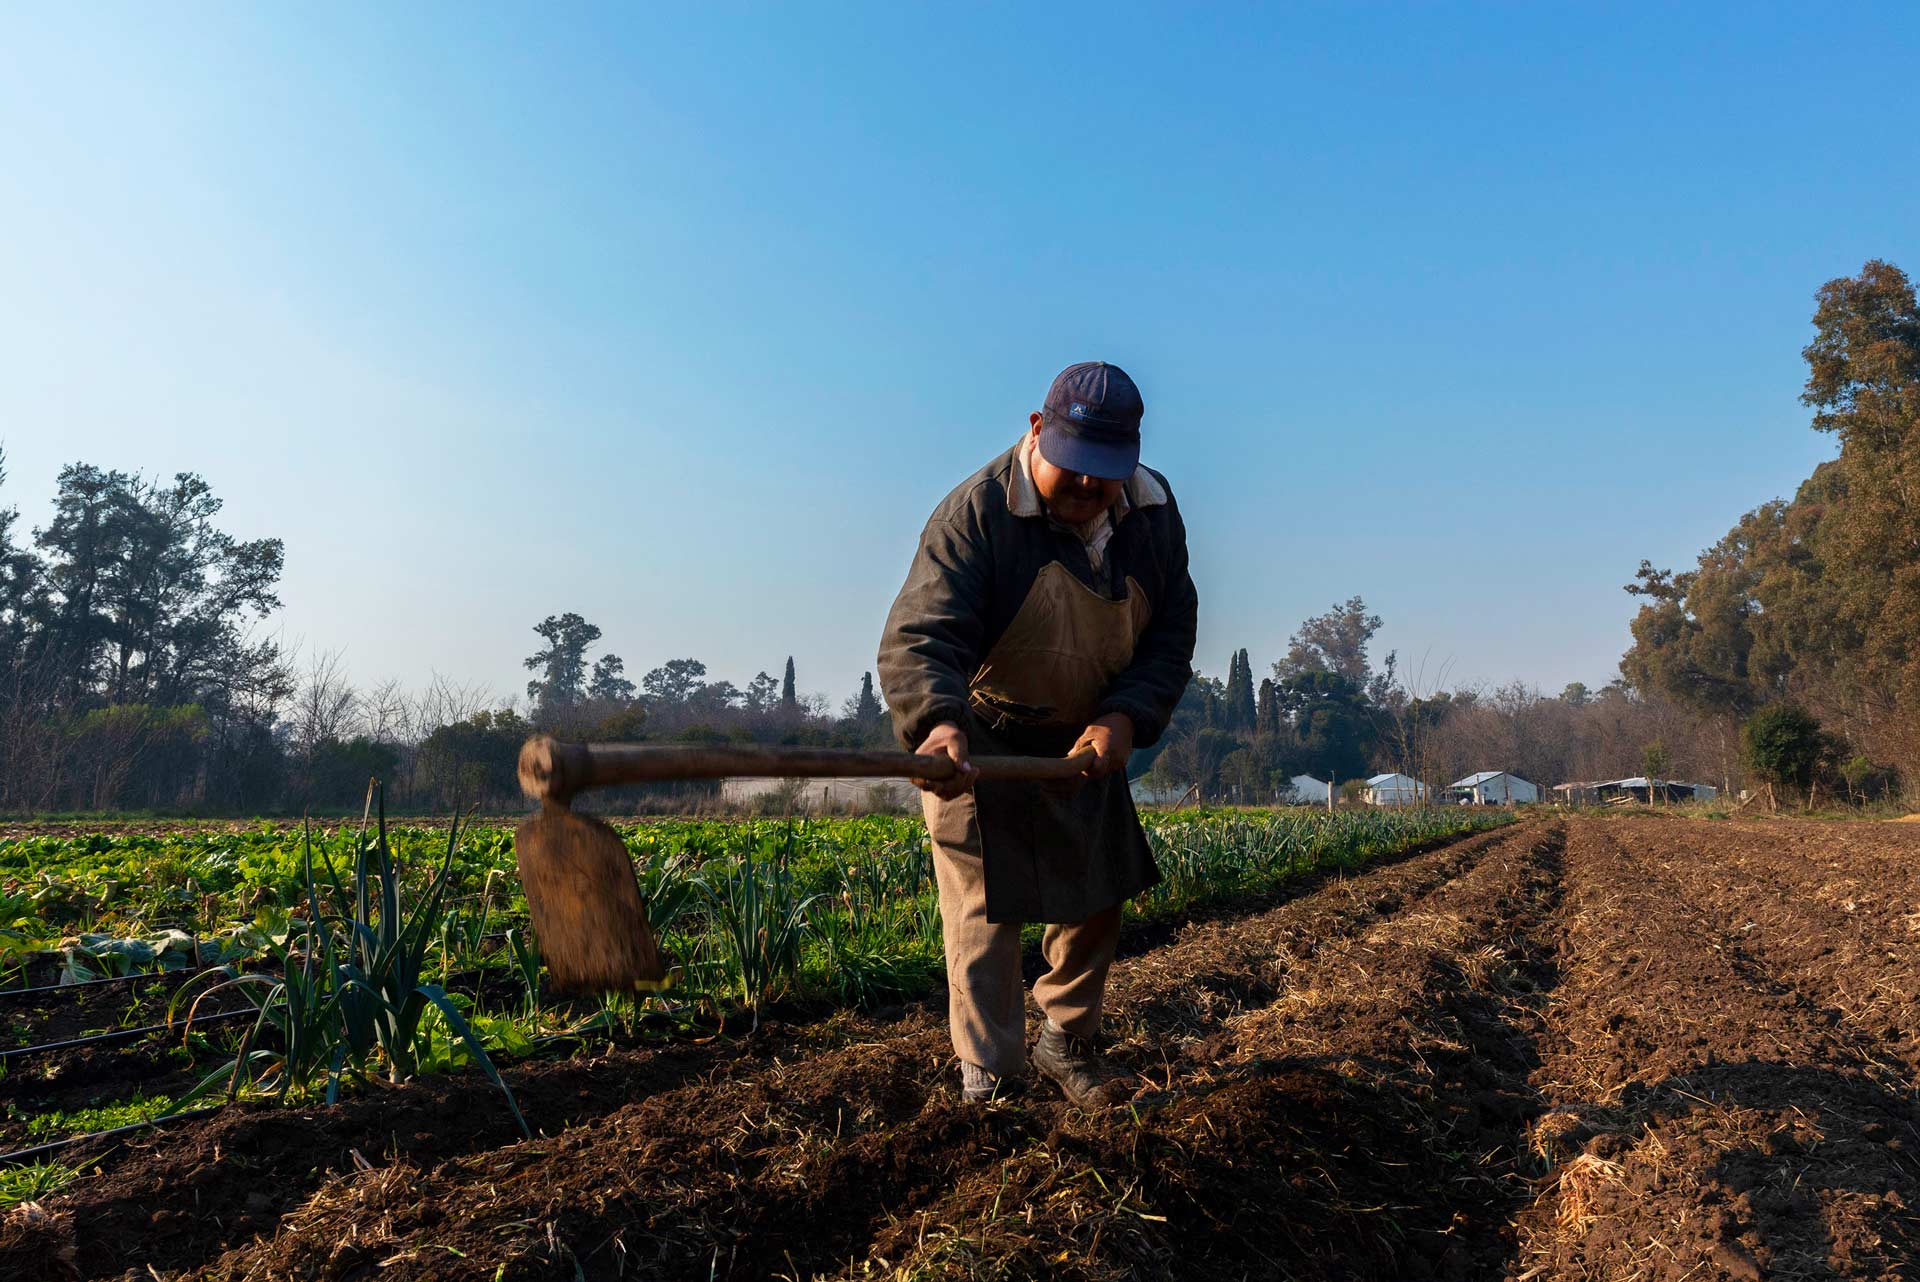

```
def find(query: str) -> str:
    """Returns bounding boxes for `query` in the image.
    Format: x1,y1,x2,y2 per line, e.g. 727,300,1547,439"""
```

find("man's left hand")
1072,713,1135,780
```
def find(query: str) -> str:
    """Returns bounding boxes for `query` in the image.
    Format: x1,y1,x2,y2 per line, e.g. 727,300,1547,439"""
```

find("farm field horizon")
5,7,1919,1279
3,812,1917,1279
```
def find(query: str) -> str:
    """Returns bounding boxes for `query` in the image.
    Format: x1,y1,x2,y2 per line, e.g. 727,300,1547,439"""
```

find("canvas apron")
923,561,1162,923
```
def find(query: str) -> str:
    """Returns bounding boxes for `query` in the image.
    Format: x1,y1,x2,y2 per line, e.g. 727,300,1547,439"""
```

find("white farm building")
1364,773,1429,807
1445,771,1539,805
1278,774,1330,805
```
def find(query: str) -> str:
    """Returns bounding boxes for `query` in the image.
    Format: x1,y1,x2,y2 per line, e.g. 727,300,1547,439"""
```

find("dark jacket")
878,441,1199,922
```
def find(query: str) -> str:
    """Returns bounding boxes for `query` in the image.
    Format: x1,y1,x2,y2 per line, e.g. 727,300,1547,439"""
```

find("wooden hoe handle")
518,734,1098,804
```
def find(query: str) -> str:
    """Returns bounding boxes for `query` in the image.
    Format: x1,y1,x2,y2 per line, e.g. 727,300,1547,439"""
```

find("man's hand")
913,722,975,799
1072,713,1135,780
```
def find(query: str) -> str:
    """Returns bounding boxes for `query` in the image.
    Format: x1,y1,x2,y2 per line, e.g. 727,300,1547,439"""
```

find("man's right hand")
913,722,975,799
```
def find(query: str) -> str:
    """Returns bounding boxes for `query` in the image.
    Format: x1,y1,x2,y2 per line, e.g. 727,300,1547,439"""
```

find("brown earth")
1512,820,1920,1280
4,818,1918,1280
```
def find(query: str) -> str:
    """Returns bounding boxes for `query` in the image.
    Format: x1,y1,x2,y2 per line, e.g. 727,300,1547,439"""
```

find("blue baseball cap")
1038,361,1143,481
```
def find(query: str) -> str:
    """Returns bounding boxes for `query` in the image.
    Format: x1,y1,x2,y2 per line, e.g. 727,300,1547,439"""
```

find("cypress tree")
1226,648,1257,732
1257,677,1281,738
781,656,798,717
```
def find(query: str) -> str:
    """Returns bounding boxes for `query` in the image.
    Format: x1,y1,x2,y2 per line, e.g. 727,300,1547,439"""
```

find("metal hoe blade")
514,804,668,993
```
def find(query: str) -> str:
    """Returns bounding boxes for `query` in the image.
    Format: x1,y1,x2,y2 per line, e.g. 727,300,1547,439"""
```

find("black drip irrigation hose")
0,1106,225,1166
2,959,522,1064
0,1004,280,1064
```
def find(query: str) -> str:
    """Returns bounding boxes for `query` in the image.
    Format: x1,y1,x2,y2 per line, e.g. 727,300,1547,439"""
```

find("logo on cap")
1069,402,1088,419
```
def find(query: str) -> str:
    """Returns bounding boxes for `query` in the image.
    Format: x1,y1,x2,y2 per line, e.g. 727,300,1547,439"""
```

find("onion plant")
699,823,821,1031
171,789,526,1135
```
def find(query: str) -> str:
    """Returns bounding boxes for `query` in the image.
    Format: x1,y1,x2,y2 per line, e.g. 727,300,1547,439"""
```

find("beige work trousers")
929,796,1123,1080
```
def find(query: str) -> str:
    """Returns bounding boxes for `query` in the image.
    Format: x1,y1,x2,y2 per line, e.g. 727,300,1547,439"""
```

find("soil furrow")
1513,820,1920,1282
1100,821,1528,1078
24,817,1916,1282
842,823,1567,1281
0,1016,885,1280
1610,819,1920,1074
160,825,1530,1282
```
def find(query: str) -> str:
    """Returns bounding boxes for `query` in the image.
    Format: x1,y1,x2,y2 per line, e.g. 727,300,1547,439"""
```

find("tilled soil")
5,817,1919,1280
1512,821,1920,1281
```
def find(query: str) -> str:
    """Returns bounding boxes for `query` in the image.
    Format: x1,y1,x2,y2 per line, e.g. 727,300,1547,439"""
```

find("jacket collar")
1005,435,1168,520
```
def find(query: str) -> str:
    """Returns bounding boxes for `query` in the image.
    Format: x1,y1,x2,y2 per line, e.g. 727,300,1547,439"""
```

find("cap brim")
1037,422,1139,481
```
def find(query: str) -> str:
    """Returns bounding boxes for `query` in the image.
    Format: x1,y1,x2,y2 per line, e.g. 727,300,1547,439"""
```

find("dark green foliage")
302,736,401,810
1256,678,1281,738
1224,649,1257,732
1623,261,1920,795
414,709,532,810
588,653,635,702
1641,740,1672,784
524,612,603,712
844,671,883,723
1741,705,1829,800
174,795,526,1133
0,458,289,812
1272,597,1383,689
1279,671,1376,784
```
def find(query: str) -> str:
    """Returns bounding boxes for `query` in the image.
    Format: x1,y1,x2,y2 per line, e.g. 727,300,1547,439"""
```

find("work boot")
960,1061,1023,1103
1031,1020,1111,1105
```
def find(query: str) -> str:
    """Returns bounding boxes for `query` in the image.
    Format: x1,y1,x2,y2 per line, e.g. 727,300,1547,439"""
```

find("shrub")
1741,704,1828,803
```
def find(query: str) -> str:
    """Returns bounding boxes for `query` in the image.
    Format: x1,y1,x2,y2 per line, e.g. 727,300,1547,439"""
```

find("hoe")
514,734,1094,992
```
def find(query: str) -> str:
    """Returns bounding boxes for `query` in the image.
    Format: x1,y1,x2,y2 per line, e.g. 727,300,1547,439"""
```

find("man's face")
1027,416,1125,526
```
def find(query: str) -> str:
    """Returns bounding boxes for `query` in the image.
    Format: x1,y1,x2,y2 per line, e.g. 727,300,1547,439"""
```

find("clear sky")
3,4,1915,709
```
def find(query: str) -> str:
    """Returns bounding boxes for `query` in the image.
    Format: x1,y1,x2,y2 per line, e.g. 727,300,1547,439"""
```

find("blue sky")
2,4,1915,709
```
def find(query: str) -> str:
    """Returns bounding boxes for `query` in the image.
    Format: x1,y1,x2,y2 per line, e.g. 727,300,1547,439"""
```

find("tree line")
0,460,889,814
1620,260,1917,806
1135,598,1735,805
3,261,1907,815
1139,260,1915,809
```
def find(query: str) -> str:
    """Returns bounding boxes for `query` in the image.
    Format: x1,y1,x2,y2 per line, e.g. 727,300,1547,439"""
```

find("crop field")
3,813,1918,1279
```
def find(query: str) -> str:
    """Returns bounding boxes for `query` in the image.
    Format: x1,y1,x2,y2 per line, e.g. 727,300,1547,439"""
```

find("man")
878,361,1198,1104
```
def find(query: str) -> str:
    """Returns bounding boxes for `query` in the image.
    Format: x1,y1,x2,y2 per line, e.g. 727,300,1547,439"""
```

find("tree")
588,653,635,703
780,656,799,717
524,613,601,711
1641,740,1672,802
1147,726,1237,801
686,679,744,720
1621,262,1920,796
30,464,285,716
1560,682,1590,708
1273,597,1382,688
1224,648,1256,732
1256,677,1281,739
745,671,780,716
289,648,359,766
843,671,883,722
415,708,533,810
1276,671,1374,783
0,449,39,662
1742,704,1827,806
1218,745,1271,802
641,658,708,707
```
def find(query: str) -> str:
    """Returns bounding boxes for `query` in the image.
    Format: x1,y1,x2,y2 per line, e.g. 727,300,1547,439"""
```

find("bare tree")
418,671,493,734
289,648,359,760
362,676,414,746
1373,651,1455,805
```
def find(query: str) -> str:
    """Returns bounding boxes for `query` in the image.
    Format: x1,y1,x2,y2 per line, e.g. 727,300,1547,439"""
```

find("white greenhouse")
1278,773,1330,805
1364,772,1429,807
1445,771,1540,806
